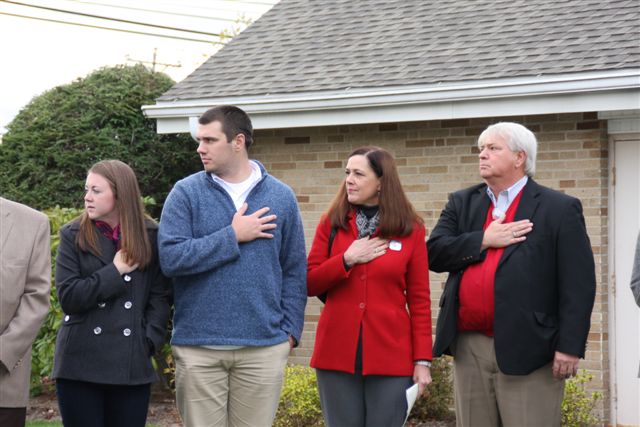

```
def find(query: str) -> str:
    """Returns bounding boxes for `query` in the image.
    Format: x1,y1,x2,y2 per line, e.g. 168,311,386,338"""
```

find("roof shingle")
159,0,640,101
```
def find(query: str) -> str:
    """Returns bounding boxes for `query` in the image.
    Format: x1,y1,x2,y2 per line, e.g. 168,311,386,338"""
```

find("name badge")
389,240,402,251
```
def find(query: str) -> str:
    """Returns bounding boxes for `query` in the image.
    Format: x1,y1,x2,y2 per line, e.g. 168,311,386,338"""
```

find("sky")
0,0,279,133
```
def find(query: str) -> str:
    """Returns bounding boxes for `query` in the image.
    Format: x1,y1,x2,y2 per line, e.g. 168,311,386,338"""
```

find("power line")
1,0,223,37
62,0,237,23
0,11,222,43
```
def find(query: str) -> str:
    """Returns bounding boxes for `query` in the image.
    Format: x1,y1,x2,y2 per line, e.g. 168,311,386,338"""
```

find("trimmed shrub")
0,64,200,218
562,370,602,427
275,365,324,427
408,356,455,422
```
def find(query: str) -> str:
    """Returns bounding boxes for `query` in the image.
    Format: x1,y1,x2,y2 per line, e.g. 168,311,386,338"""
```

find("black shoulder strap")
327,226,338,256
318,226,338,304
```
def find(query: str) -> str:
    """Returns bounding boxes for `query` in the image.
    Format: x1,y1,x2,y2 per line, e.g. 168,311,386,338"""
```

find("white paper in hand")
403,383,419,426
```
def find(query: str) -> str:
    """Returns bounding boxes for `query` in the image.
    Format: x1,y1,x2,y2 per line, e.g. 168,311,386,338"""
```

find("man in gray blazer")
0,197,51,427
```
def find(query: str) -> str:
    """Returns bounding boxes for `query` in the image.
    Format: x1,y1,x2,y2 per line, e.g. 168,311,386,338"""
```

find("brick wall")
251,112,609,416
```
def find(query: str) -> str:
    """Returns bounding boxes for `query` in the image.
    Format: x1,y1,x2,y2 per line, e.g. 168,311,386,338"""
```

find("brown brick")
324,161,343,169
271,162,296,170
297,195,310,203
406,139,435,148
559,180,576,188
577,121,601,130
284,136,310,145
327,134,344,143
441,118,470,128
379,123,398,132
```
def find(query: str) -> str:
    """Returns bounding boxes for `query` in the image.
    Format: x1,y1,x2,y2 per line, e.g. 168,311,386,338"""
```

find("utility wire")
62,0,237,23
0,0,223,37
0,11,222,43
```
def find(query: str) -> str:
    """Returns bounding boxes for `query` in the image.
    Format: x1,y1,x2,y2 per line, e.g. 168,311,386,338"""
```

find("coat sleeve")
143,231,172,355
555,198,596,358
307,216,351,296
631,232,640,307
0,215,51,371
406,225,433,361
55,226,125,314
427,193,486,273
158,183,240,278
277,194,308,344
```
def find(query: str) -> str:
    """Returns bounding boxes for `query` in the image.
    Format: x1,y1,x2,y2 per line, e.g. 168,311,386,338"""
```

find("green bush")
274,365,324,427
562,370,602,427
30,206,81,394
0,64,200,218
408,356,454,422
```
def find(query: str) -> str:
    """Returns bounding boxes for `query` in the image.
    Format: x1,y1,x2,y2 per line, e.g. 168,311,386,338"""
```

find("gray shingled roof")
159,0,640,102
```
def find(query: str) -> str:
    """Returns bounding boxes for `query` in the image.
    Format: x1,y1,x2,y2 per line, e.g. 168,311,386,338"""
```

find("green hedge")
0,64,200,218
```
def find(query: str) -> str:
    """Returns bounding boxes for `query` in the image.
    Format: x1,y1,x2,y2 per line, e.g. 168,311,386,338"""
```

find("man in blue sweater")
158,105,307,427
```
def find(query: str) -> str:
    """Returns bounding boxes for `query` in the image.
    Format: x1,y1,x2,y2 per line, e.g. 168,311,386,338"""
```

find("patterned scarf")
95,220,121,250
355,207,380,238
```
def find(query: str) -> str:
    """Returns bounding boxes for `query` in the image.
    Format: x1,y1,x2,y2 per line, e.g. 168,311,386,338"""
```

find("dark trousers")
0,407,26,427
316,369,412,427
56,379,150,427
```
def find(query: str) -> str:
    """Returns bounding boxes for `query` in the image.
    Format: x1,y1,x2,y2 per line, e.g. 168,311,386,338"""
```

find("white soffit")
142,69,640,133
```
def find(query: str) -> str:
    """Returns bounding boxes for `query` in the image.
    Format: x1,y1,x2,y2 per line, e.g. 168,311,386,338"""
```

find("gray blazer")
0,198,51,407
52,219,171,385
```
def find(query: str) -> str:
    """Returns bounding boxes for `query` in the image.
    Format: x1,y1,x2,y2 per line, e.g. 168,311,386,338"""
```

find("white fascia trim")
142,69,640,133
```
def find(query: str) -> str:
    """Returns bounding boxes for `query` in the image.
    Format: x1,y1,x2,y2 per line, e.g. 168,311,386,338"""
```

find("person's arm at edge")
0,215,51,372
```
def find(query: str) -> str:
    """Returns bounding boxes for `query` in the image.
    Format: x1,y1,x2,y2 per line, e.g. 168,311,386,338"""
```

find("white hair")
477,122,537,177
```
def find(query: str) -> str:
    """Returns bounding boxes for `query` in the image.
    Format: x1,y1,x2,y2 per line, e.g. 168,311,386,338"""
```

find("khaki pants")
453,332,564,427
173,342,290,427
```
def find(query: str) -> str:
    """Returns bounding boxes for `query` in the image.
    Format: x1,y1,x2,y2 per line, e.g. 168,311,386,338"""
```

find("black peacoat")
52,219,171,385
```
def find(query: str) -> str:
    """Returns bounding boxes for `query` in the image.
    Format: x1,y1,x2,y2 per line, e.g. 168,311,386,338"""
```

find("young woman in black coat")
52,160,171,427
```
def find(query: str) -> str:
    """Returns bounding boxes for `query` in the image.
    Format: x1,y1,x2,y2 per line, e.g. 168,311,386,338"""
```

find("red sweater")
457,190,523,335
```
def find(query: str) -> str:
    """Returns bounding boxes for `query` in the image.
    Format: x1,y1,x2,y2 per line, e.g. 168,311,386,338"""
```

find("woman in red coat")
307,146,432,427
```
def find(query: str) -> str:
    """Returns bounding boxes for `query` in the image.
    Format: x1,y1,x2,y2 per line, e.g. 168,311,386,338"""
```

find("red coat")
307,212,432,376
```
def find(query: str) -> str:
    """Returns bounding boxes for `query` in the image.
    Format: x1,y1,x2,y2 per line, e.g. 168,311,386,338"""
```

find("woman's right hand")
343,236,388,268
113,250,139,275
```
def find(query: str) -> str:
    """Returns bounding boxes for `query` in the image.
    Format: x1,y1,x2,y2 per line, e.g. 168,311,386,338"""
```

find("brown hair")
327,146,423,238
199,105,254,149
77,160,153,269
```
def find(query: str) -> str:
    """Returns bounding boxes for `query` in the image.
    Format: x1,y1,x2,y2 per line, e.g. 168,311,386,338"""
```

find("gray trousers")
316,369,412,427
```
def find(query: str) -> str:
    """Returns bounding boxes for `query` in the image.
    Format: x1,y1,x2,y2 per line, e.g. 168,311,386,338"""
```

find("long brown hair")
77,160,153,269
327,146,423,238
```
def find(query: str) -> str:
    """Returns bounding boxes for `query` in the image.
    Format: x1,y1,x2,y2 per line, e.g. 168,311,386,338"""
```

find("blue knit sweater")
158,163,307,346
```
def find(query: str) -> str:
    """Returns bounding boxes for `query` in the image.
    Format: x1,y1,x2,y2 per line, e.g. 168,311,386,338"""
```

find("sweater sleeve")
277,191,308,344
158,181,241,278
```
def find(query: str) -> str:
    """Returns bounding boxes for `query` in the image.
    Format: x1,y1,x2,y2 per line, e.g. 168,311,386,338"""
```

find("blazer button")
93,326,102,335
123,274,132,282
123,328,132,337
124,301,132,309
98,302,106,308
64,315,70,322
359,303,365,309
